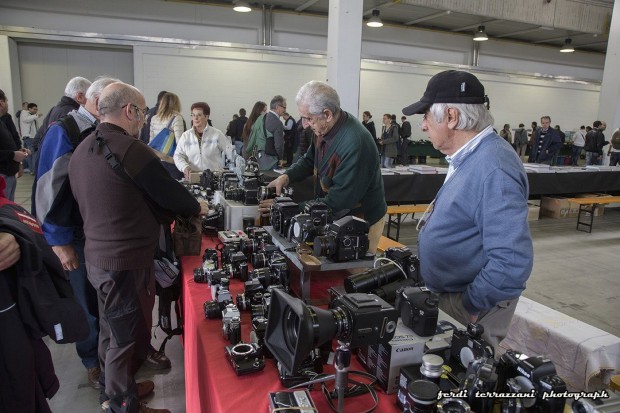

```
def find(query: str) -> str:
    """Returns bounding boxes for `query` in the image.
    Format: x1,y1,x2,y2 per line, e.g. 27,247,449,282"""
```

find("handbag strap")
165,116,175,130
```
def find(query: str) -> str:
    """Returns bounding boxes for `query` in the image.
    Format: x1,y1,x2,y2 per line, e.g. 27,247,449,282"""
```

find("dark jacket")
0,119,20,176
0,114,21,146
528,127,562,163
363,119,376,140
401,120,412,139
229,115,247,142
33,96,80,151
584,128,607,154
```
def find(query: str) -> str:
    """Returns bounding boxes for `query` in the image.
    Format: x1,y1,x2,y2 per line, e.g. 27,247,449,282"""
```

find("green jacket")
285,112,387,226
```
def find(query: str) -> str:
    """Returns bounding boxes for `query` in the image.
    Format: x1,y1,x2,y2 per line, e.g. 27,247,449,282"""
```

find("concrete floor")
12,170,620,412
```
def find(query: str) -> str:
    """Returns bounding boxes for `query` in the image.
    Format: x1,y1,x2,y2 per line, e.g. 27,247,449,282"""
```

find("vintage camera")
370,278,418,305
289,201,333,244
251,245,280,268
450,323,495,370
265,289,397,375
236,279,265,311
202,248,218,268
219,171,238,191
224,342,265,376
202,203,225,233
395,286,439,337
222,304,242,343
224,185,244,202
203,288,233,319
458,356,498,413
193,267,208,284
313,216,370,262
496,351,567,413
222,251,248,280
271,201,300,237
200,169,222,191
250,316,269,350
257,185,293,202
384,247,421,283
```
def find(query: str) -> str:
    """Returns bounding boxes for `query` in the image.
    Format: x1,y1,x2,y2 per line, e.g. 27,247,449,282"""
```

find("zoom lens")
344,263,404,293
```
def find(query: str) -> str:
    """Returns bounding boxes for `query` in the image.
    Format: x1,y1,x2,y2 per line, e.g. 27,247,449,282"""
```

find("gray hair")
97,82,142,117
429,103,494,132
64,77,91,99
270,95,285,110
296,81,340,116
86,76,120,102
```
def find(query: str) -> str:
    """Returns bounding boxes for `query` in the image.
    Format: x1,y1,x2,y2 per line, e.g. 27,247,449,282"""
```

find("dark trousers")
610,152,620,166
399,138,410,165
69,240,100,369
87,263,155,413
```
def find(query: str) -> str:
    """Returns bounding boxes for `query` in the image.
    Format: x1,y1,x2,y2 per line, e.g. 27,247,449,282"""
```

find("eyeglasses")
300,112,325,124
279,104,287,110
122,103,147,117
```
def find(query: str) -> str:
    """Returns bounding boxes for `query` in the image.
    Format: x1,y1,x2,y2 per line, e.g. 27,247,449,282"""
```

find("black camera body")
203,288,233,319
225,342,265,376
202,248,219,269
385,247,421,284
458,356,498,413
496,351,566,413
222,251,248,280
289,201,333,244
200,169,221,191
395,286,439,337
251,244,280,268
222,304,242,344
450,323,495,370
271,201,300,238
278,348,324,387
313,216,369,262
202,203,225,233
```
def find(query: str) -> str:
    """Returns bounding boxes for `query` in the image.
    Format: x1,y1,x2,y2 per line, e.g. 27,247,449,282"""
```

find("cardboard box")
540,196,579,219
527,203,540,221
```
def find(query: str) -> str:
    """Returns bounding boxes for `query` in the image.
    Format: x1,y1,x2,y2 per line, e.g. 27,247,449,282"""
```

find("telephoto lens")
405,380,440,413
344,263,405,293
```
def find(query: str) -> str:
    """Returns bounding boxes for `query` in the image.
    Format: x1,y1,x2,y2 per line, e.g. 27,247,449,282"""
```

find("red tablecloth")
182,235,402,413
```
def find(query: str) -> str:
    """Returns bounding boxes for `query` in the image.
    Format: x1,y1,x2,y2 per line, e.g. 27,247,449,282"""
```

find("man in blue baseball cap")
404,70,533,348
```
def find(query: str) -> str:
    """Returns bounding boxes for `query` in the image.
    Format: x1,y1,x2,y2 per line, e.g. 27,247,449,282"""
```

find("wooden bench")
385,204,429,241
567,196,620,233
376,235,406,253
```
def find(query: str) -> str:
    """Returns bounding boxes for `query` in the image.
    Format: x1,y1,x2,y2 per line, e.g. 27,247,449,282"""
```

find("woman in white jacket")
149,92,185,177
174,102,228,179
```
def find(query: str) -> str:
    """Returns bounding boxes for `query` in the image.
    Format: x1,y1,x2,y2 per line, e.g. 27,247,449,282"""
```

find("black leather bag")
173,215,202,256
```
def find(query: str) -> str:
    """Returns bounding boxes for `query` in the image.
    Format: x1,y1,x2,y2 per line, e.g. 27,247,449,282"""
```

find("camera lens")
344,263,403,293
257,186,276,201
437,398,470,413
406,380,439,413
252,253,268,268
283,307,301,353
204,301,222,319
420,354,444,384
313,235,336,257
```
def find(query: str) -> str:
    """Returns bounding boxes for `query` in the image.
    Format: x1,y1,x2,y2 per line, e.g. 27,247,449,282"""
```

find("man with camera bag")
266,81,386,254
402,70,533,348
69,82,208,413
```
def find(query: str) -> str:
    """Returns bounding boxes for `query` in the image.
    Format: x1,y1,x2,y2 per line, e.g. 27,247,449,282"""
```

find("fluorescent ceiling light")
560,38,575,53
233,1,251,12
473,26,488,41
367,10,383,28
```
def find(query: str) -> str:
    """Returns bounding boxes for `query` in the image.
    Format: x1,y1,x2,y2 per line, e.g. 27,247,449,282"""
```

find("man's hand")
184,167,191,181
52,245,79,272
258,198,275,215
266,174,290,195
0,233,20,271
198,200,210,216
13,151,27,162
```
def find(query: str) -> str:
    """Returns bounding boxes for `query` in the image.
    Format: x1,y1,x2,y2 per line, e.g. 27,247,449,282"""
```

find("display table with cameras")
263,225,375,303
181,235,404,413
213,190,259,231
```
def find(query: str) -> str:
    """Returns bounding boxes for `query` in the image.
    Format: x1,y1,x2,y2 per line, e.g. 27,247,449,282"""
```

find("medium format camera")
289,201,332,244
224,342,265,375
265,289,397,375
450,323,494,370
271,201,300,238
385,247,421,283
496,350,567,413
257,185,293,202
202,203,224,233
395,286,439,337
313,216,370,262
200,169,221,191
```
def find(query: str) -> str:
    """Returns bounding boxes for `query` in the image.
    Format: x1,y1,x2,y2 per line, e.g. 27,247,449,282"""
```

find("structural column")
599,0,620,165
326,0,363,116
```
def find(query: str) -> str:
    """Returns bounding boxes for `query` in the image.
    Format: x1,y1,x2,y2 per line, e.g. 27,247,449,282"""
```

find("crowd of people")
0,69,618,413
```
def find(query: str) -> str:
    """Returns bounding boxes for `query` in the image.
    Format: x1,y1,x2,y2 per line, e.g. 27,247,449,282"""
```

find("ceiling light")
560,38,575,53
367,10,383,28
233,1,251,12
473,26,488,41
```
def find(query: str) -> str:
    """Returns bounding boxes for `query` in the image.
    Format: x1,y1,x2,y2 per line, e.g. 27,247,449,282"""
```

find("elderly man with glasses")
69,81,208,413
267,81,387,254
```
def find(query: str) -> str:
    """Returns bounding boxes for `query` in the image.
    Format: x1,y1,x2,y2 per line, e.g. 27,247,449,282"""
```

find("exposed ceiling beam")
451,19,504,32
532,33,581,44
294,0,319,13
577,40,608,47
495,27,543,38
405,10,452,26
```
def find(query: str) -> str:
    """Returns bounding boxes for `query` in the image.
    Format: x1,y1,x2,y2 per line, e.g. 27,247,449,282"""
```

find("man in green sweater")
267,81,386,253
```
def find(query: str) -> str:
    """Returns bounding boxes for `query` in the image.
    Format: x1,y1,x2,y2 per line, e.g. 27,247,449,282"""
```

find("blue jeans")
586,151,601,166
0,174,16,201
381,154,394,168
69,239,100,369
571,146,583,166
22,137,33,171
234,140,243,157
